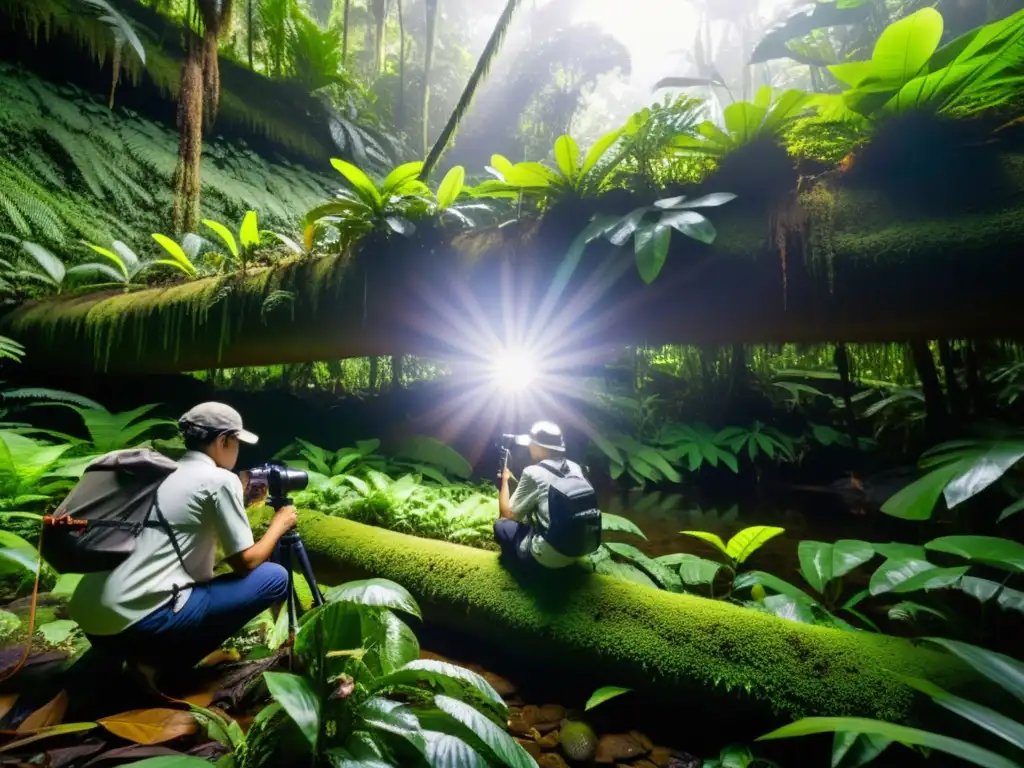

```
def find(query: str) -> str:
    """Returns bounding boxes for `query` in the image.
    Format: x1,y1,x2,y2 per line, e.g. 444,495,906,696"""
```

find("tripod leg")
291,539,325,608
279,543,298,647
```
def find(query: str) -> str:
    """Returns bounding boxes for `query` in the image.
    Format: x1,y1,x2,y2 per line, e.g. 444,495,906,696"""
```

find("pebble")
595,733,646,764
630,730,654,752
538,755,569,768
515,739,543,760
536,730,560,749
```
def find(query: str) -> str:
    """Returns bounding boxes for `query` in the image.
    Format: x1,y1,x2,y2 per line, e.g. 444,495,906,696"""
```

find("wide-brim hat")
514,421,565,452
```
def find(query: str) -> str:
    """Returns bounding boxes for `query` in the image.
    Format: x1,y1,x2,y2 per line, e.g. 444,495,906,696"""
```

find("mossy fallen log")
276,511,974,725
5,157,1024,373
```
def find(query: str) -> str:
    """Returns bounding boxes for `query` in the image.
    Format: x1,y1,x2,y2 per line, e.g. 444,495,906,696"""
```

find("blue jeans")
85,562,289,670
494,519,540,568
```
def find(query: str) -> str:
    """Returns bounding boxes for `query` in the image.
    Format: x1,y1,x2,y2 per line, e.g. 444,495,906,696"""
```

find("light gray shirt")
510,459,585,569
69,451,255,636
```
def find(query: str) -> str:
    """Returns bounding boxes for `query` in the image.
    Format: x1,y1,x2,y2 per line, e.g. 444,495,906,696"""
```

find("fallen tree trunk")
274,511,974,726
4,167,1024,374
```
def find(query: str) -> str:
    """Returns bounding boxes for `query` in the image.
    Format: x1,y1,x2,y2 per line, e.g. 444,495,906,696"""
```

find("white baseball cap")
179,402,259,444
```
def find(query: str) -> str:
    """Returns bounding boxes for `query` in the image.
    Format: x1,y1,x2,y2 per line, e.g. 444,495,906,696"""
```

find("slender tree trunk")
392,354,405,389
938,339,967,420
834,343,860,450
342,0,351,65
396,0,405,126
247,0,253,68
964,341,989,416
373,0,389,75
172,0,233,234
369,356,380,391
422,0,439,155
909,340,947,434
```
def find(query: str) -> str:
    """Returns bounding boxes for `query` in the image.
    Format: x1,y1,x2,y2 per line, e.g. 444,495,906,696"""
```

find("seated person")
495,420,599,570
68,402,297,684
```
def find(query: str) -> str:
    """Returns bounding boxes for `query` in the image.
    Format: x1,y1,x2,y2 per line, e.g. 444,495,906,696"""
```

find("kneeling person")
495,421,602,569
68,402,296,679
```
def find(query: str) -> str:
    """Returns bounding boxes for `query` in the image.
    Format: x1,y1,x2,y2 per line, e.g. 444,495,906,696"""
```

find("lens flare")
491,347,538,393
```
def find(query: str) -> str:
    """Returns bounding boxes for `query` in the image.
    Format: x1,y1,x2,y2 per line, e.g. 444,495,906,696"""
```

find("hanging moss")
257,511,979,724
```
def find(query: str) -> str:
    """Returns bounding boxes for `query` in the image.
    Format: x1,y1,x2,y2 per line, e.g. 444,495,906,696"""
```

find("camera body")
244,461,309,508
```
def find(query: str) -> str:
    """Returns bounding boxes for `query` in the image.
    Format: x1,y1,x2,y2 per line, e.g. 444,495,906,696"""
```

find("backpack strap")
535,459,569,478
146,498,196,599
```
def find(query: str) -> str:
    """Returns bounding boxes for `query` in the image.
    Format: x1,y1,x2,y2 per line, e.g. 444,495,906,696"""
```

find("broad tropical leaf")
726,526,785,563
325,578,422,619
585,686,631,711
925,536,1024,573
798,540,874,594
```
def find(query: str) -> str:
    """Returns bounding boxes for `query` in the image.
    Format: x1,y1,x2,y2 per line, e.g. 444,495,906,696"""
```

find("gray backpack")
535,459,602,558
42,449,186,573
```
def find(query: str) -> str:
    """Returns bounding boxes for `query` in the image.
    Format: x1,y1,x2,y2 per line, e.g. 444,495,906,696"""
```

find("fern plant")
85,238,196,284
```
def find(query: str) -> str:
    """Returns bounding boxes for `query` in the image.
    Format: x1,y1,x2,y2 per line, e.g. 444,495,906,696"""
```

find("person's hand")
498,467,511,485
271,505,298,533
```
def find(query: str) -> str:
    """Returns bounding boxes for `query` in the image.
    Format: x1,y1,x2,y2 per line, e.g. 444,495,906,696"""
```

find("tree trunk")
369,356,380,391
171,38,204,233
247,0,253,68
938,339,967,420
342,0,351,64
373,0,388,75
964,341,989,417
909,340,947,433
396,0,405,126
392,354,405,389
834,342,859,450
172,0,233,234
422,0,439,155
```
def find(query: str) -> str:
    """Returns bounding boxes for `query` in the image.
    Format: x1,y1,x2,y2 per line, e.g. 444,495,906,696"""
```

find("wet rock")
595,733,646,764
667,752,701,768
626,761,659,768
650,747,673,767
536,730,560,749
560,721,598,761
508,713,533,736
516,739,544,760
534,704,565,732
538,755,569,768
630,731,654,752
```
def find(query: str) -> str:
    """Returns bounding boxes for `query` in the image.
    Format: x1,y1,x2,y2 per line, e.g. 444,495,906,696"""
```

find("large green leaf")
864,8,944,86
943,444,1024,508
239,211,260,250
433,696,536,768
331,158,383,208
378,610,420,675
585,686,631,711
633,221,671,284
798,540,874,594
423,730,489,768
201,219,239,258
832,732,892,768
923,637,1024,704
435,166,466,210
604,542,683,591
898,675,1024,751
0,530,40,573
326,578,422,619
263,671,320,749
579,128,623,181
105,757,213,767
679,530,728,556
553,135,580,182
595,559,657,589
601,513,647,539
869,558,968,596
757,716,1019,768
373,659,506,716
734,571,821,607
726,526,784,564
761,594,816,625
958,577,1024,614
659,209,716,246
672,554,723,586
880,461,965,520
925,536,1024,573
382,161,426,197
360,696,425,755
394,436,472,479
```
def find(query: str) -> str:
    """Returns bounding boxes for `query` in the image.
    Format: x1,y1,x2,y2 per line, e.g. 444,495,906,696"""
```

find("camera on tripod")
242,461,309,509
495,433,527,488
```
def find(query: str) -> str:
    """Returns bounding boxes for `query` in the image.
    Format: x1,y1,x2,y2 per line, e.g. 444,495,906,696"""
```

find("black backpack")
42,449,187,573
534,460,602,558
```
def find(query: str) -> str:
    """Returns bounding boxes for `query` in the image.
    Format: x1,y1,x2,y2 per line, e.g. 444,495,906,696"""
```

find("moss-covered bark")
276,511,974,724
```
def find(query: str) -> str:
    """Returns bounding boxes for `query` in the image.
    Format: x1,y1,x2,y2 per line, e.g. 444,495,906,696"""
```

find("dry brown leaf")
97,708,197,745
0,694,18,723
16,690,67,732
182,693,213,708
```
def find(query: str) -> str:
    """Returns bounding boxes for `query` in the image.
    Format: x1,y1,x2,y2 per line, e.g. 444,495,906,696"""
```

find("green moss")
283,511,974,724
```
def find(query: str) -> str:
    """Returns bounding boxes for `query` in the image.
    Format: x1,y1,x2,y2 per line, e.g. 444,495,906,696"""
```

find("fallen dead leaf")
0,722,98,753
16,690,67,732
82,743,183,766
97,708,197,745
